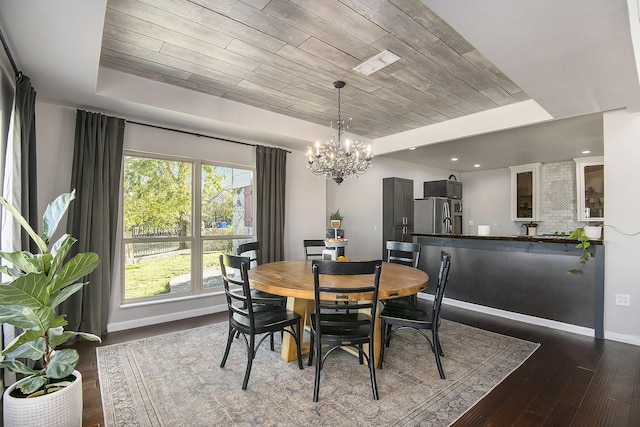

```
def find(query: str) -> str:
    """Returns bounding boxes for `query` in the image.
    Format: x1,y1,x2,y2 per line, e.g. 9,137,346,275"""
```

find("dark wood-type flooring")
70,305,640,426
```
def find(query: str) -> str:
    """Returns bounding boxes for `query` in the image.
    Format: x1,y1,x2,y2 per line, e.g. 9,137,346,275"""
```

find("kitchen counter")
412,232,603,244
412,233,604,338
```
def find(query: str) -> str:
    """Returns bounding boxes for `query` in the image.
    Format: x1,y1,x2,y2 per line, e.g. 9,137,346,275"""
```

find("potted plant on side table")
0,191,100,427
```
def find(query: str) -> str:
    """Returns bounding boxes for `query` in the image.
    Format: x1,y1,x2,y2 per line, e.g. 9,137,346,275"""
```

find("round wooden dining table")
248,259,429,362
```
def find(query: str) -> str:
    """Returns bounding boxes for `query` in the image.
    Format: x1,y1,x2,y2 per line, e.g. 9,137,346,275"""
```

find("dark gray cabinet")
382,177,414,257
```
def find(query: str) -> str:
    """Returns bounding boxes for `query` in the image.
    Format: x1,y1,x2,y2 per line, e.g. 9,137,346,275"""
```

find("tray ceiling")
100,0,529,139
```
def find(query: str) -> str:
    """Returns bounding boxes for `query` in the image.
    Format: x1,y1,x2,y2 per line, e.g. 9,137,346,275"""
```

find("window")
509,163,542,221
122,153,254,302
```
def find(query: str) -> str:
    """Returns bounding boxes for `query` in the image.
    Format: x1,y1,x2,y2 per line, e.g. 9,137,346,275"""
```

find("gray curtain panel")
255,145,286,264
59,110,125,336
15,74,38,252
1,73,37,386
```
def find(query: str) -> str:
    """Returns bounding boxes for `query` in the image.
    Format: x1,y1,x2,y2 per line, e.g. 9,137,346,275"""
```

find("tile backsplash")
537,161,583,234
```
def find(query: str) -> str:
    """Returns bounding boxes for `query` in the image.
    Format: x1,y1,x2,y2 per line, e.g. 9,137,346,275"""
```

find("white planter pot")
3,370,83,427
583,226,602,239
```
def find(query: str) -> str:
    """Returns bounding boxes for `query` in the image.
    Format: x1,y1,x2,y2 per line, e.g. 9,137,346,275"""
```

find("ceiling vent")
353,50,401,75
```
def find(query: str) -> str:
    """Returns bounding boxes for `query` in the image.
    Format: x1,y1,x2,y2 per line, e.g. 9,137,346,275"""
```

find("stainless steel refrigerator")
414,197,463,235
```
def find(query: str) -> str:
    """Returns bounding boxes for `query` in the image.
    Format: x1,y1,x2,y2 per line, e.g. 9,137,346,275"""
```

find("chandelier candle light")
307,81,373,184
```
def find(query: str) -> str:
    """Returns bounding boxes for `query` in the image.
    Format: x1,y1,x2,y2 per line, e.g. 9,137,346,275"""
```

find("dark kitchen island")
413,233,604,338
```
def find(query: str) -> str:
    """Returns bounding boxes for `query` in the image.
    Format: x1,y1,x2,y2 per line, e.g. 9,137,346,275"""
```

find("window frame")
120,150,255,303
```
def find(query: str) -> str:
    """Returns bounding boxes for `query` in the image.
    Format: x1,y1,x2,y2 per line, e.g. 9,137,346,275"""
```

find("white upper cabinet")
509,163,542,221
574,156,604,222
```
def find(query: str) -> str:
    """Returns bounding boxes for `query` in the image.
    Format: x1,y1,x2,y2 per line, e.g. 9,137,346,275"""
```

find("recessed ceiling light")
474,164,481,168
451,157,458,161
353,50,401,76
582,150,591,154
409,147,416,151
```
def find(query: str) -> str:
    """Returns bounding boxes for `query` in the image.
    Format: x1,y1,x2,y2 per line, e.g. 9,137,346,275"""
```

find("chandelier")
306,81,373,184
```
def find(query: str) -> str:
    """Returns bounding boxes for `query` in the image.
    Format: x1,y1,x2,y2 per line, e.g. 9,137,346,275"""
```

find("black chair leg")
242,335,256,390
385,324,392,347
308,331,315,366
378,320,386,369
368,345,379,400
432,330,445,379
220,324,235,368
295,320,303,370
313,338,322,402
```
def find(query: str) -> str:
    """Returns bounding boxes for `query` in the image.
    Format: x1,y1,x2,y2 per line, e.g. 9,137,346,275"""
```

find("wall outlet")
615,294,631,306
493,223,499,229
468,220,474,226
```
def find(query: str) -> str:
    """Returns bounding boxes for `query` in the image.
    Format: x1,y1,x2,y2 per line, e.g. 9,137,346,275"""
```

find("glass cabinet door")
575,157,604,222
510,163,541,221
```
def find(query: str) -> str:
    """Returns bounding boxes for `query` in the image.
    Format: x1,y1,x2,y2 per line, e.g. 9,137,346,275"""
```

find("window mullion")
193,160,203,292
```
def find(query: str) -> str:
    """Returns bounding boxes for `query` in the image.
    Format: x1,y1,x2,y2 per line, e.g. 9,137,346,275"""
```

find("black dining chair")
303,239,326,260
378,251,451,379
386,240,421,268
236,241,286,350
307,259,383,402
237,241,287,306
219,253,303,390
385,240,421,304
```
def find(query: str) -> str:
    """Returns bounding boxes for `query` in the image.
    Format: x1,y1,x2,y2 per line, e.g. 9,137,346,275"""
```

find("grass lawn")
125,252,222,299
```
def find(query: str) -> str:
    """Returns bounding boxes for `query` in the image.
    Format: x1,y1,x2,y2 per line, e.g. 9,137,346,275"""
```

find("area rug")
96,319,539,426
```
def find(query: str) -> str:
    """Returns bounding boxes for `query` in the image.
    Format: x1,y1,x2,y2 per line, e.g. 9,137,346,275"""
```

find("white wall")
326,156,456,261
34,102,76,223
284,150,326,260
459,168,517,236
602,109,640,343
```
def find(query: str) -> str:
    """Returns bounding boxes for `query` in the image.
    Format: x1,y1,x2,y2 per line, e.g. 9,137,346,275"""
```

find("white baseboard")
417,294,595,338
107,304,227,333
604,331,640,346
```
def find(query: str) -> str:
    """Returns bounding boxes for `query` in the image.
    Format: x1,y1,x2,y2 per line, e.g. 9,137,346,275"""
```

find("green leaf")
0,251,42,274
0,359,43,376
48,282,85,309
16,375,47,395
0,272,50,307
0,306,38,329
2,336,46,360
48,326,71,348
20,306,55,333
48,252,99,294
75,331,101,343
49,314,68,329
0,196,48,253
42,191,76,242
46,349,79,378
2,332,45,357
0,264,21,278
48,234,76,279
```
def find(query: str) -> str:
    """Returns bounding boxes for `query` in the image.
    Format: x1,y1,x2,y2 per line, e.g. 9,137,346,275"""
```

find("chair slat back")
304,239,326,259
220,253,255,328
237,241,259,268
312,260,382,329
386,241,421,268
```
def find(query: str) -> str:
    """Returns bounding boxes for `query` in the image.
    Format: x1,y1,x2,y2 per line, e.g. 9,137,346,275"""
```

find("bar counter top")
411,232,603,245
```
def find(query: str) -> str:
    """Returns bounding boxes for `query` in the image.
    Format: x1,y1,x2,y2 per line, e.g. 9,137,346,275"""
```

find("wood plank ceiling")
100,0,529,139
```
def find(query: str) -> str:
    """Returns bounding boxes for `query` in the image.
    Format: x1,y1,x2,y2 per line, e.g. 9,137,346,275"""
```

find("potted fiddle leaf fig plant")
0,190,100,427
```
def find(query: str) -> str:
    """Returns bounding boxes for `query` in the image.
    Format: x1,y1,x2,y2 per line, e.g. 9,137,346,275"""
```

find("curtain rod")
0,28,20,78
126,120,291,153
